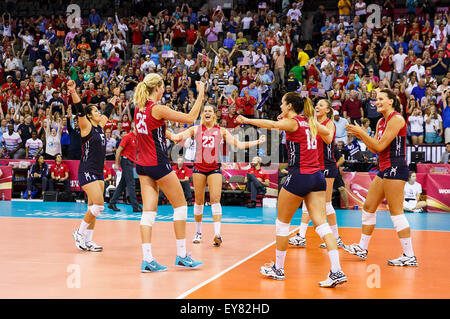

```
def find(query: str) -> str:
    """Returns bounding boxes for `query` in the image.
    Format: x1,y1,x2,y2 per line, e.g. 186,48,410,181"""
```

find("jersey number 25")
136,113,148,134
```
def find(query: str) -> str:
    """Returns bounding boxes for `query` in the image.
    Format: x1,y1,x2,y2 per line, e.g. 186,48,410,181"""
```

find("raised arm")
223,128,266,149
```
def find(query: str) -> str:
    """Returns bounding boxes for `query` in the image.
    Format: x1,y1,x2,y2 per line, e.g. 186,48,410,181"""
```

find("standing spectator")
411,79,427,107
392,46,407,83
172,157,193,206
431,50,449,84
272,43,286,91
363,90,381,132
108,125,142,213
104,128,117,161
442,90,450,144
24,155,49,199
44,118,62,160
186,24,198,54
408,107,424,145
342,90,364,125
379,48,393,83
338,0,352,22
334,110,350,145
424,106,443,144
89,9,101,27
25,130,43,159
354,0,367,22
236,88,257,118
205,21,219,53
244,156,269,208
48,153,71,193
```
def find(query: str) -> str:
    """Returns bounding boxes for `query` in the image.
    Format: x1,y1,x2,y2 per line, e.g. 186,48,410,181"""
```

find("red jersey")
50,163,69,178
316,118,336,170
285,115,320,174
103,166,112,179
122,120,131,133
119,131,138,162
224,114,239,128
194,124,223,172
173,164,191,180
135,100,169,166
247,167,268,181
377,111,407,171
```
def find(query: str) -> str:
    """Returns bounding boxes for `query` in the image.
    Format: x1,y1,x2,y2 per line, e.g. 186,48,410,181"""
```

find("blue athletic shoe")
141,259,168,273
175,254,203,269
30,189,38,199
22,190,29,199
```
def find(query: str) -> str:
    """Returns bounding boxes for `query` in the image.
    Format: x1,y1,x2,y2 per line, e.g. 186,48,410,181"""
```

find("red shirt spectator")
342,92,363,120
121,120,131,133
172,163,191,180
224,113,239,128
131,22,143,46
119,131,138,162
235,95,256,116
186,28,197,45
103,166,112,180
239,75,251,91
50,162,69,179
247,166,268,182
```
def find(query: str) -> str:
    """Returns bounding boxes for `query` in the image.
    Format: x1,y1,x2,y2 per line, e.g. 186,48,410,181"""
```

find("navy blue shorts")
78,171,104,187
322,165,338,179
282,169,327,198
377,165,409,182
136,163,173,180
193,168,222,177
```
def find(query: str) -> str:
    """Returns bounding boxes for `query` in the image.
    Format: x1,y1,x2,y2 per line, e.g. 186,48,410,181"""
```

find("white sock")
214,222,221,236
359,234,372,250
275,249,286,270
196,222,202,234
399,237,415,257
299,222,308,238
142,243,153,262
85,229,93,242
328,249,341,273
79,220,89,235
176,239,186,258
330,224,339,239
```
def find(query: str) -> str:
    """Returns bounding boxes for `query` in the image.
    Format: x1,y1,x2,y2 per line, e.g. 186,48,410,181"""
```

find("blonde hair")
304,97,318,141
284,92,317,140
134,73,164,112
200,104,218,126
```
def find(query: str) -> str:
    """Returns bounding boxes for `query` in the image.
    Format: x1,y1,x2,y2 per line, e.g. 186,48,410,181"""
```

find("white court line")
175,226,300,299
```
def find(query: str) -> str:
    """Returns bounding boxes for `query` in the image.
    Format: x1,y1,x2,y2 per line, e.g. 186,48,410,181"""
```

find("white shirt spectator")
184,58,195,69
25,138,43,158
404,181,422,201
408,115,424,134
105,137,117,157
287,8,302,22
32,65,46,83
271,45,286,56
424,114,442,133
242,16,253,30
43,87,56,102
4,57,19,72
407,64,425,81
2,24,11,37
140,60,156,75
2,132,22,152
21,34,34,49
392,52,407,73
253,54,267,69
355,1,367,16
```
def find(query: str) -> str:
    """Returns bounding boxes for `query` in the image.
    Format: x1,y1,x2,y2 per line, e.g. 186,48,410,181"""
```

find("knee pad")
315,223,332,239
140,211,157,226
211,203,222,216
173,205,187,221
276,219,290,237
326,202,335,216
391,214,410,232
90,204,104,217
194,204,204,216
88,205,94,213
362,210,376,226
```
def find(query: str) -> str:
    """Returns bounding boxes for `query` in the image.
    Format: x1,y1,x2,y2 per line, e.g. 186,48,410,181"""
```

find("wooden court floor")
0,217,449,299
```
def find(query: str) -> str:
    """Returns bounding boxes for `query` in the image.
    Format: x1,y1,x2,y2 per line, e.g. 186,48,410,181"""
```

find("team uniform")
317,118,338,178
78,124,106,187
282,115,326,197
193,124,223,176
134,100,173,180
376,111,409,181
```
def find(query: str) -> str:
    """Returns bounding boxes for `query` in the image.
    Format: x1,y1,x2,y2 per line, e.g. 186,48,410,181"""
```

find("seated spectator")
48,153,70,192
1,123,23,159
403,172,427,213
24,155,49,199
245,156,269,208
424,106,443,144
173,157,193,206
25,130,43,159
440,142,450,164
408,107,424,145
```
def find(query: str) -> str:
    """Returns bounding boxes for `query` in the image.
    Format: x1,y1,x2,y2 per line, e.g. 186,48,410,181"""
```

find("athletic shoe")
141,259,168,272
72,230,87,251
85,241,103,252
343,243,368,260
387,254,418,267
413,208,423,213
318,270,348,288
260,263,285,280
319,237,345,249
30,189,38,199
22,190,29,199
289,233,306,247
213,235,222,247
192,232,202,244
175,254,203,269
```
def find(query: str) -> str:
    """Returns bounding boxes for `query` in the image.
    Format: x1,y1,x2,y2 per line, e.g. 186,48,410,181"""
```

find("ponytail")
133,73,164,112
380,88,402,113
303,97,318,141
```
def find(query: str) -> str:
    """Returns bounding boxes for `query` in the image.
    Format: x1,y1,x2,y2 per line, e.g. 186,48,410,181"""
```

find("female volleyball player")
344,89,418,267
236,92,347,288
133,73,205,273
289,99,344,249
70,80,118,252
171,104,266,247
